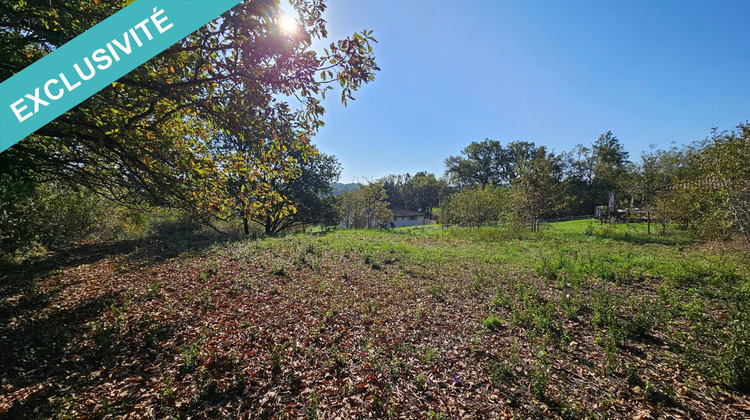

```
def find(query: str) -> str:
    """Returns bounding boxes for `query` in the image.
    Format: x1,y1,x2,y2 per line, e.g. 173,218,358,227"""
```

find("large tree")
445,139,544,188
508,144,564,229
0,0,378,225
567,132,629,214
338,182,392,229
699,124,750,246
227,142,341,234
402,171,449,216
441,184,504,228
444,139,513,187
378,171,449,217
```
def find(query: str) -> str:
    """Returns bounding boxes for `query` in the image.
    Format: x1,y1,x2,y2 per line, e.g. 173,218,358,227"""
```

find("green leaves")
1,0,379,230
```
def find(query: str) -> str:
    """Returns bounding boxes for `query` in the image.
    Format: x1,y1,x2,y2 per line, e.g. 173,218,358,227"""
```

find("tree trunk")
243,216,250,235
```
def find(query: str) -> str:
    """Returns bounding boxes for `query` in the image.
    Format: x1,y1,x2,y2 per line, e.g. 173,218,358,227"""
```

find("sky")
292,0,750,183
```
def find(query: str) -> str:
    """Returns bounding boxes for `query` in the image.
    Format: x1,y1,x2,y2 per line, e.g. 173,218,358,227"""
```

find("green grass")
250,221,750,390
3,220,749,418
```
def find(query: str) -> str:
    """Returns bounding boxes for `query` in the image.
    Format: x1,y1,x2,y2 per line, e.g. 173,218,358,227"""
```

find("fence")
543,214,595,223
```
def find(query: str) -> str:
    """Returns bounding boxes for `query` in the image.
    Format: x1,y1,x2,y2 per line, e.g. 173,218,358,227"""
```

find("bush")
0,176,143,255
483,314,503,331
721,307,750,392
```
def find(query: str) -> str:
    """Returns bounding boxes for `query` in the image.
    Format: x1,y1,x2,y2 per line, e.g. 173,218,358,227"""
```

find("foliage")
378,171,449,217
698,124,750,246
338,182,393,228
0,175,144,255
649,124,750,243
0,0,379,225
440,184,504,228
565,132,630,214
507,144,564,227
444,139,543,187
212,139,342,234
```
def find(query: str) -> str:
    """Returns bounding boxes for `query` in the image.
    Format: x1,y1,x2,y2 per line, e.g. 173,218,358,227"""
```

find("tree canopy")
338,182,392,229
0,0,379,228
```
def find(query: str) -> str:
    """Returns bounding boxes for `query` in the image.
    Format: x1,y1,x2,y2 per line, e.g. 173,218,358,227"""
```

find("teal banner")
0,0,242,154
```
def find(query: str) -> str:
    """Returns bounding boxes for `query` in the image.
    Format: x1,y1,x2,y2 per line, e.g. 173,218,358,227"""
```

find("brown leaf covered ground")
1,222,750,419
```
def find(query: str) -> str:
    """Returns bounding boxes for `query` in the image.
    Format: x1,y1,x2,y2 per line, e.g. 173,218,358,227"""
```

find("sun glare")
278,13,298,34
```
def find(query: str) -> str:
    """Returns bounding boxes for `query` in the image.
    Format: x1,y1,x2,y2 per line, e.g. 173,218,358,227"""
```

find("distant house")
390,207,428,228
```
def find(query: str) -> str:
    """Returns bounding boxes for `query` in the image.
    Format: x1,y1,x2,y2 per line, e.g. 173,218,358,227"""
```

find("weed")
51,394,77,420
415,374,427,391
643,380,677,406
91,318,117,352
492,288,511,309
559,293,580,320
487,358,513,386
427,410,449,420
595,329,621,375
424,347,439,364
625,363,643,387
428,279,447,302
269,343,285,378
369,385,392,417
532,302,562,338
325,306,339,323
180,342,202,373
621,304,655,340
720,308,750,392
200,288,214,309
530,358,548,400
483,314,504,331
159,372,176,402
342,381,355,396
469,330,484,356
97,397,113,416
469,268,491,293
592,287,619,328
270,262,287,277
306,392,319,420
195,367,221,402
326,345,348,370
143,322,164,349
147,278,161,299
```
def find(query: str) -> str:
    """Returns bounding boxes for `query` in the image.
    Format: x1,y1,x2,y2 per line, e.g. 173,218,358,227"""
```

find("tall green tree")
0,0,379,225
243,147,341,234
444,139,514,187
445,139,546,188
567,132,629,214
441,184,504,228
402,171,449,216
508,145,564,228
338,182,392,229
697,125,750,245
378,171,449,216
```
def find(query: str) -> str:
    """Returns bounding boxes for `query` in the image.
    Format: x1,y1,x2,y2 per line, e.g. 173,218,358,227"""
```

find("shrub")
720,308,750,392
483,314,503,331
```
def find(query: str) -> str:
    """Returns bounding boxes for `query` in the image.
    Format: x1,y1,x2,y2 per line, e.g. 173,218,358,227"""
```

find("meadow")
1,221,749,418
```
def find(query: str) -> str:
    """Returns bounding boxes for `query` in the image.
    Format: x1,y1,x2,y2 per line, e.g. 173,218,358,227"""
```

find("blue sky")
298,0,750,183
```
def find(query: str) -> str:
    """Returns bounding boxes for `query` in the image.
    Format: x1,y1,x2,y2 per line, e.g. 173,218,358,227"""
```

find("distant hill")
330,182,360,195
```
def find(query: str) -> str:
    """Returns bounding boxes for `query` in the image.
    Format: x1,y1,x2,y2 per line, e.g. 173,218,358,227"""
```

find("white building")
391,208,428,227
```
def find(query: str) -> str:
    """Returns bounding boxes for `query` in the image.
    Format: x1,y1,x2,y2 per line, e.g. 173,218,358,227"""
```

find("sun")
278,13,298,34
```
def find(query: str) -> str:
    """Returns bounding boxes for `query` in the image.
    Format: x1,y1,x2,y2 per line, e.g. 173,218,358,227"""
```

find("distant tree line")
434,124,750,246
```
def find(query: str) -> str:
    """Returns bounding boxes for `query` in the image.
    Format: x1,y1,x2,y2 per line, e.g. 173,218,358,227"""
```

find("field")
1,221,749,419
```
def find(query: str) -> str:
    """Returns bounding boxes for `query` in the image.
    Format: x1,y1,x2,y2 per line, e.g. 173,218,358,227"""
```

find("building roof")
390,207,426,217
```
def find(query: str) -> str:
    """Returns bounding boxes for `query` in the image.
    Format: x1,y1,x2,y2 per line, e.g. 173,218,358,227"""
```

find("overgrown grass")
2,220,749,418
